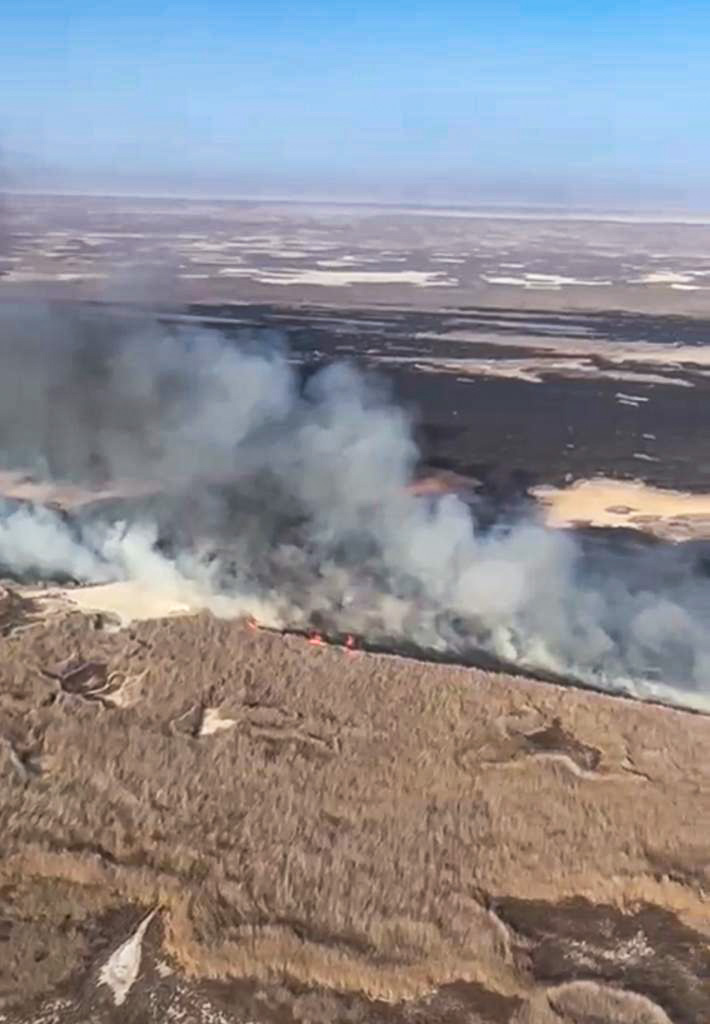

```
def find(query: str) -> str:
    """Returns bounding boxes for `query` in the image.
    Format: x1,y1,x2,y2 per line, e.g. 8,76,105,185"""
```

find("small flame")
246,617,260,631
307,632,325,646
344,634,357,654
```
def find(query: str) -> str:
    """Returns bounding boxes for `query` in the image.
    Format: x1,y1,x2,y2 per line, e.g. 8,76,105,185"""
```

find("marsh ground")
2,596,710,1023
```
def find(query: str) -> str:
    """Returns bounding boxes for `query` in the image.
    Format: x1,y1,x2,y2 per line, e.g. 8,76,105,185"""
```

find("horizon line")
5,188,710,225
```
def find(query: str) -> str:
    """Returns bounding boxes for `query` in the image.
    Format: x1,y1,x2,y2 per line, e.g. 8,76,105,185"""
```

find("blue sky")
2,1,709,205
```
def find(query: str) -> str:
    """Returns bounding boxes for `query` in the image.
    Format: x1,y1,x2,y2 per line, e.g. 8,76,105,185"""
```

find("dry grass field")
2,590,709,1023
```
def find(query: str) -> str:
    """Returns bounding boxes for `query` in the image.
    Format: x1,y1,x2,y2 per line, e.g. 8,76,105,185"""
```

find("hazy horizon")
3,1,710,209
8,186,710,221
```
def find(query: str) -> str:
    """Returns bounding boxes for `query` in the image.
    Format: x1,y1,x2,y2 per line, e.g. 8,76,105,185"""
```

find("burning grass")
2,307,710,711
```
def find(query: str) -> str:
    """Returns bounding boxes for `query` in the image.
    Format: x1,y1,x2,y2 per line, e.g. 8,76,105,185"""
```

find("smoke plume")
1,301,709,711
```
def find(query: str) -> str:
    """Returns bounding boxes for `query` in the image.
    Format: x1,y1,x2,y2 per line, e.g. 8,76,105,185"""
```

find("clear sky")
2,1,709,206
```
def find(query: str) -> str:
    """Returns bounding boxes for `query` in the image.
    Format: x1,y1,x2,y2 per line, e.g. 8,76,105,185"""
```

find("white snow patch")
2,270,108,283
480,275,532,287
615,392,649,403
216,267,262,277
98,909,156,1006
252,268,456,287
632,270,695,285
60,581,198,624
199,707,238,736
481,272,610,289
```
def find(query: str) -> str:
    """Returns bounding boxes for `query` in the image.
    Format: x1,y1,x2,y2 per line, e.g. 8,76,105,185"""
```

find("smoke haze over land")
1,302,710,711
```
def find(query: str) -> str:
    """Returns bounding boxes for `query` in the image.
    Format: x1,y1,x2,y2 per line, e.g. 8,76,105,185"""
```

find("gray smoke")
1,301,710,711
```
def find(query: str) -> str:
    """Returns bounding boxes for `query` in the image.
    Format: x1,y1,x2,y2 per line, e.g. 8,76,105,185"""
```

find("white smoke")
1,302,710,711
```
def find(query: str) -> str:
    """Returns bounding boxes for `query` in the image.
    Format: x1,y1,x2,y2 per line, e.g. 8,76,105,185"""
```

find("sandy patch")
533,477,710,539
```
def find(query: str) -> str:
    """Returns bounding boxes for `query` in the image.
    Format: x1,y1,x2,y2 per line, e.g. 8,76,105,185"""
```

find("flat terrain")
3,196,710,1022
156,301,710,496
2,592,710,1023
5,193,710,314
6,193,710,496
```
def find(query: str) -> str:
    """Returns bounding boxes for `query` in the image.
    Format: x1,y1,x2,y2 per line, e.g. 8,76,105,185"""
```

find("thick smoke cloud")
1,301,709,711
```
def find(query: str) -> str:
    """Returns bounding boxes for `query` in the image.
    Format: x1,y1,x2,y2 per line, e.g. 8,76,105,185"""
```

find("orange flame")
246,616,260,631
307,632,325,646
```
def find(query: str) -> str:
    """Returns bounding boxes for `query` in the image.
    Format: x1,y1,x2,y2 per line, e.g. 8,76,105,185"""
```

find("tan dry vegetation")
1,600,710,1022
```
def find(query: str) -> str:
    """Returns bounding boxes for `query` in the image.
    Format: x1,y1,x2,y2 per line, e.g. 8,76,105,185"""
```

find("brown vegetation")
1,597,709,1022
